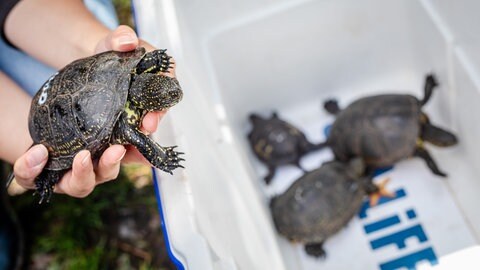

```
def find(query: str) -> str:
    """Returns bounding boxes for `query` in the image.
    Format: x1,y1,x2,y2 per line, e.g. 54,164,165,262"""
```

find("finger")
13,144,48,189
55,150,95,198
95,145,126,184
121,145,151,165
141,111,161,134
95,25,138,53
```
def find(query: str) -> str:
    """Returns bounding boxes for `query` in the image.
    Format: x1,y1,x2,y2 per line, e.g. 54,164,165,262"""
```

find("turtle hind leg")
323,99,341,115
414,147,447,177
421,74,438,106
34,169,66,204
304,242,326,258
362,177,395,207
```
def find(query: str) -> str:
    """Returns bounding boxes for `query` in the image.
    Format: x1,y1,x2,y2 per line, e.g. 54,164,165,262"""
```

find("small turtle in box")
270,158,390,258
323,74,457,177
247,112,323,184
8,47,184,203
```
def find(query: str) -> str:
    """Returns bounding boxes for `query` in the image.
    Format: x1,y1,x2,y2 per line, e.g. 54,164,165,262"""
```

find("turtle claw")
158,50,172,73
368,178,395,207
155,146,185,173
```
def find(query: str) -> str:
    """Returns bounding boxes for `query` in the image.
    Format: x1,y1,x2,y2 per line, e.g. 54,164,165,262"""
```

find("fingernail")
80,151,91,167
27,145,48,168
116,149,127,163
118,34,136,45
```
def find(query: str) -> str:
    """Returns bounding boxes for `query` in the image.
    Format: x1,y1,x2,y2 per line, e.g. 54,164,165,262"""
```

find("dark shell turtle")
247,112,322,184
9,47,184,203
270,158,385,258
323,74,457,177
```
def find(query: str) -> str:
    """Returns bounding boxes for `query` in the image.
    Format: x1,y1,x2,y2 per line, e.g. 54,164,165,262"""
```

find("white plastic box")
133,0,480,269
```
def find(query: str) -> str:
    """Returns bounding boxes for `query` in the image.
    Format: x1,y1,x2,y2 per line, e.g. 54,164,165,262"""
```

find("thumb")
13,144,49,189
95,25,139,53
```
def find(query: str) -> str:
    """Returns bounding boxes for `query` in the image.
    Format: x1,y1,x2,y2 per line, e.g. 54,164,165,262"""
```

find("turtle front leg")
114,118,184,174
414,147,447,177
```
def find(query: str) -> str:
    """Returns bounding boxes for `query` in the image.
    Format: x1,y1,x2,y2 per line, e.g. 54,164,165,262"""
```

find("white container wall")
133,0,480,269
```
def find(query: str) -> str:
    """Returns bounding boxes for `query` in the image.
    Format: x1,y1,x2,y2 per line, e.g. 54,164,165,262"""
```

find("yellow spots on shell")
54,138,84,155
265,145,273,157
254,140,266,156
255,139,273,159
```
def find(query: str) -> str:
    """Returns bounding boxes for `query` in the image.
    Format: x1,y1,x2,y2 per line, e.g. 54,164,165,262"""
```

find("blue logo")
358,183,438,270
324,123,438,269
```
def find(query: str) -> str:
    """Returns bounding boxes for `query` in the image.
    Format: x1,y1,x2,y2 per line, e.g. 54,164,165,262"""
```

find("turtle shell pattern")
271,161,364,243
328,94,421,167
248,114,312,166
28,48,146,170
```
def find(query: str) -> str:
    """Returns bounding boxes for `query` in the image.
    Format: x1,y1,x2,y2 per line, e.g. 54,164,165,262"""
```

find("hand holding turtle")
13,25,174,198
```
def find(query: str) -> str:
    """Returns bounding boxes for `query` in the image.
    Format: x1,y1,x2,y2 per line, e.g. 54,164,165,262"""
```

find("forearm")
4,0,111,69
0,72,33,164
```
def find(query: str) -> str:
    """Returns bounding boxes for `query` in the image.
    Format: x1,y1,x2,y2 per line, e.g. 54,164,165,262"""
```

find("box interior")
134,0,480,269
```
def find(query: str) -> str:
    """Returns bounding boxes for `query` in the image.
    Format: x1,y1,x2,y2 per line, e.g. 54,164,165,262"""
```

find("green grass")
112,0,135,28
11,166,174,270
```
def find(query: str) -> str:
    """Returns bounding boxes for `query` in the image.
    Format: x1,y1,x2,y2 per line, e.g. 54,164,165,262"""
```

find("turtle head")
128,49,182,111
249,113,266,125
129,74,183,111
420,113,458,147
421,124,458,147
347,157,366,177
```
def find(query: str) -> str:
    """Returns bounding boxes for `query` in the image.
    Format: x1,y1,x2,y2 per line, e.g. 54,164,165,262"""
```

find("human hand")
13,25,174,198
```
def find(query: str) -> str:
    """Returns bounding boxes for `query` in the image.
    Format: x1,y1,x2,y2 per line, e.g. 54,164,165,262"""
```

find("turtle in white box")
270,158,390,258
247,112,323,184
323,74,457,177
